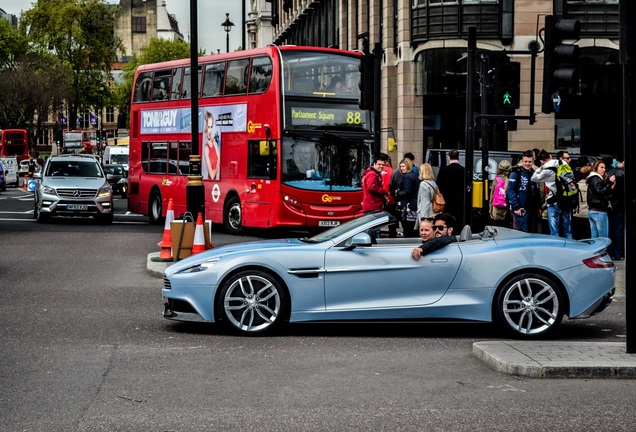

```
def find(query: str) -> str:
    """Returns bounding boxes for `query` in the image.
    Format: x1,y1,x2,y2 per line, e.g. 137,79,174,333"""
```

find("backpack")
491,176,508,208
548,162,579,210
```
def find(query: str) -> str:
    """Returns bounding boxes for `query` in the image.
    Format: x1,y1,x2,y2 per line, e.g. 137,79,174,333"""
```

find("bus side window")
225,59,249,96
202,62,225,97
247,140,276,180
249,56,272,94
134,72,153,103
171,67,182,100
152,69,171,101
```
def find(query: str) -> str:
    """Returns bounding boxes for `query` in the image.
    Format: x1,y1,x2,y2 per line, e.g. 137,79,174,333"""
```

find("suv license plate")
67,204,88,210
319,220,340,227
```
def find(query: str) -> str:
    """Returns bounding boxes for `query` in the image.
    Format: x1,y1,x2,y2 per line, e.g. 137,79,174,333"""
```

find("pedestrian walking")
395,158,419,237
436,149,465,226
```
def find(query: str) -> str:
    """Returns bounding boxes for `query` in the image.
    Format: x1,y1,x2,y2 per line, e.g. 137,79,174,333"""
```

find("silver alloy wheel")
500,276,561,336
223,273,281,333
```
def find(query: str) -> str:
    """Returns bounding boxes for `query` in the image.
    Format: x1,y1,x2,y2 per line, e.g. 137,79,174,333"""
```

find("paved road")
0,186,634,431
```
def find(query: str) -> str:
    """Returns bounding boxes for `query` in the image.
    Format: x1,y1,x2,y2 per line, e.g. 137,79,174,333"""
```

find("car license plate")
67,204,88,210
319,220,340,227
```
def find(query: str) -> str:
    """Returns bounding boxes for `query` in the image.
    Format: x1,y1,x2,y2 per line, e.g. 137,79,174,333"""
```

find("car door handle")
429,259,448,263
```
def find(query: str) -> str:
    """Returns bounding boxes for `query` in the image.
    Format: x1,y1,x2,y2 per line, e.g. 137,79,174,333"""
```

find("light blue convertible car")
162,212,615,338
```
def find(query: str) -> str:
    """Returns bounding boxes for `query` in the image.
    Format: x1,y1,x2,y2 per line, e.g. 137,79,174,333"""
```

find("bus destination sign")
289,107,368,130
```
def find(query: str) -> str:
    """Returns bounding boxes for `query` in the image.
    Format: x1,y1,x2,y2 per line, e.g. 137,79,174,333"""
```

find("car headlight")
41,185,56,195
98,185,113,197
176,258,220,274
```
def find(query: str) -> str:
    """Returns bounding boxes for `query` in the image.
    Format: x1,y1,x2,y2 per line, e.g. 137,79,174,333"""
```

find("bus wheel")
148,191,163,224
223,196,244,235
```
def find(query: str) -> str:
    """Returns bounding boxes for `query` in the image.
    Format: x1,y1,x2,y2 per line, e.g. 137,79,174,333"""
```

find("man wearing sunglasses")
411,213,457,260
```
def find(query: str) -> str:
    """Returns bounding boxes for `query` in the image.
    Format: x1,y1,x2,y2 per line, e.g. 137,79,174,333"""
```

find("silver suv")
34,155,114,223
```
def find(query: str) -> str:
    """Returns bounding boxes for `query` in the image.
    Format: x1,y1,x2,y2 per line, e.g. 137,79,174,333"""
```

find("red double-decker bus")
128,45,373,234
63,130,97,154
0,129,29,162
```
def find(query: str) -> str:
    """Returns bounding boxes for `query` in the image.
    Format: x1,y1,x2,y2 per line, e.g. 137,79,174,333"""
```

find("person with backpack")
531,150,575,238
586,160,616,238
489,159,512,227
507,151,540,232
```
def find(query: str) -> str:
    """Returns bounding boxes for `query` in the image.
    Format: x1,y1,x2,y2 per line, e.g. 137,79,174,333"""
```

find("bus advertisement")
128,45,373,234
0,129,29,163
63,130,97,154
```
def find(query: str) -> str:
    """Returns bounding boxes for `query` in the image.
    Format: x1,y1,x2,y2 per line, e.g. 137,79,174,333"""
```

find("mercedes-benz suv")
33,155,114,223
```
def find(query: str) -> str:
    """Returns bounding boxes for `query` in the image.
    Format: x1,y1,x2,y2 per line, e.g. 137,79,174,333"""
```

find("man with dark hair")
362,156,389,213
436,149,465,226
411,213,457,260
507,150,540,232
531,150,572,238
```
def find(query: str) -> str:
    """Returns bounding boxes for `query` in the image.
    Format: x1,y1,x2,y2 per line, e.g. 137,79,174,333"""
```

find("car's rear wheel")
223,196,244,235
148,190,163,224
217,270,288,336
494,273,564,339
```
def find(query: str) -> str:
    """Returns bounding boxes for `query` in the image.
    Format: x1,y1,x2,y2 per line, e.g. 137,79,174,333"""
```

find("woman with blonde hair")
395,158,419,237
417,163,438,221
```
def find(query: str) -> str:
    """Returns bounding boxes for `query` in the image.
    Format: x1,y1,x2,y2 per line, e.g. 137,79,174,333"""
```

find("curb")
473,341,636,379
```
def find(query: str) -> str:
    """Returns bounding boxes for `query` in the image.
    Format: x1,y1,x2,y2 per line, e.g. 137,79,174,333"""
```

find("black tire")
223,196,244,235
148,190,163,224
35,204,49,223
217,270,288,336
494,273,564,339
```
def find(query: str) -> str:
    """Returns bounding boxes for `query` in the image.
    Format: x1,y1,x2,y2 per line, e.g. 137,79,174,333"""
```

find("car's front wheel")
34,202,49,223
217,270,288,336
494,273,564,338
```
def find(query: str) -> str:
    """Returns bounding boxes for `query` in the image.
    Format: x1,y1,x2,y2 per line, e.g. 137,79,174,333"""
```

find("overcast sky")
1,0,245,54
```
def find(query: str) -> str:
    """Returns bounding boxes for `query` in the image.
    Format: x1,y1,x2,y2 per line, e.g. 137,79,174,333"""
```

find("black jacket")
586,172,612,212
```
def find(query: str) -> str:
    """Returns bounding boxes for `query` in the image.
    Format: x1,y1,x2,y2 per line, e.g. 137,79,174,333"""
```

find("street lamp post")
222,13,234,53
99,85,104,155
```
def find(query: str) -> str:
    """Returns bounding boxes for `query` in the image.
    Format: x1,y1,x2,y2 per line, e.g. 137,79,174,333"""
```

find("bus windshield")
280,51,361,99
281,135,368,191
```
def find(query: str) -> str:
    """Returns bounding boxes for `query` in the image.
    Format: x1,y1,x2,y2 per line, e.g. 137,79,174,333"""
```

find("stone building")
249,0,622,162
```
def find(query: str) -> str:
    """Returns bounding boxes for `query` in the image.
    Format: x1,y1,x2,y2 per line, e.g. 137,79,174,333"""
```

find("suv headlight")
98,185,113,197
41,185,56,195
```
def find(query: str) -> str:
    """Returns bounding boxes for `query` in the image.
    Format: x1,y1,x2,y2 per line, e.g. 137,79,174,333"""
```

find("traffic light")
358,52,374,110
541,15,581,114
493,56,521,110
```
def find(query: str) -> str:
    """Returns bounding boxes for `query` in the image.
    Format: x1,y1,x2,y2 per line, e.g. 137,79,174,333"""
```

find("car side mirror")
351,232,373,247
33,172,41,179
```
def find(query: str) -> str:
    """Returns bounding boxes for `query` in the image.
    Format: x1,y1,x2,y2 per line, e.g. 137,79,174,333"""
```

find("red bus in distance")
63,130,97,154
0,129,29,162
128,45,373,234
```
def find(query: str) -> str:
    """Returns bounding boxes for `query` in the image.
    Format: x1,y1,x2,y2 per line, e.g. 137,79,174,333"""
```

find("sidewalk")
149,254,634,378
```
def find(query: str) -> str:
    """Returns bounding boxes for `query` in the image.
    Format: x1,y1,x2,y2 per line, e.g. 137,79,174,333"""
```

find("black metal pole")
464,27,477,229
373,42,382,156
480,53,490,230
242,0,246,50
226,32,230,53
620,0,635,353
187,0,204,221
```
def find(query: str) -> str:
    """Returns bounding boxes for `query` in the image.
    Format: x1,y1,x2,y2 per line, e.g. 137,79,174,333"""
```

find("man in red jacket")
362,156,389,213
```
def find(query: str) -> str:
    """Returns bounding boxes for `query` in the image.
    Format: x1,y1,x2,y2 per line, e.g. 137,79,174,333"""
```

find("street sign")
552,91,562,113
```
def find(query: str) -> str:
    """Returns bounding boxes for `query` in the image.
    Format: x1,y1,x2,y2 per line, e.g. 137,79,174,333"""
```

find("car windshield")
46,160,102,177
307,212,390,243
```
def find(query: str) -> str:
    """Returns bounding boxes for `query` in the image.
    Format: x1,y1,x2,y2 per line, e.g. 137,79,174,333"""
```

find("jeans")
547,204,572,238
609,209,625,258
513,210,536,233
588,209,609,239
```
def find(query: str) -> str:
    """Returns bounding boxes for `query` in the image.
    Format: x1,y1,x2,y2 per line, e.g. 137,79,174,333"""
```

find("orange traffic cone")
156,198,175,261
191,213,206,255
23,174,27,189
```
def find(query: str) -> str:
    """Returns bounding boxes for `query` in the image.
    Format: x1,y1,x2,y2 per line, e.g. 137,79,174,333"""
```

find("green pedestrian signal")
493,57,520,110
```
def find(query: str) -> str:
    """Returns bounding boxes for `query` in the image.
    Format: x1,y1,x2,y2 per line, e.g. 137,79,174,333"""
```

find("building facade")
251,0,622,163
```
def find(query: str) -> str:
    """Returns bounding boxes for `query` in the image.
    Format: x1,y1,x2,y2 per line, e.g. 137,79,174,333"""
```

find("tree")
114,37,191,128
22,0,124,130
